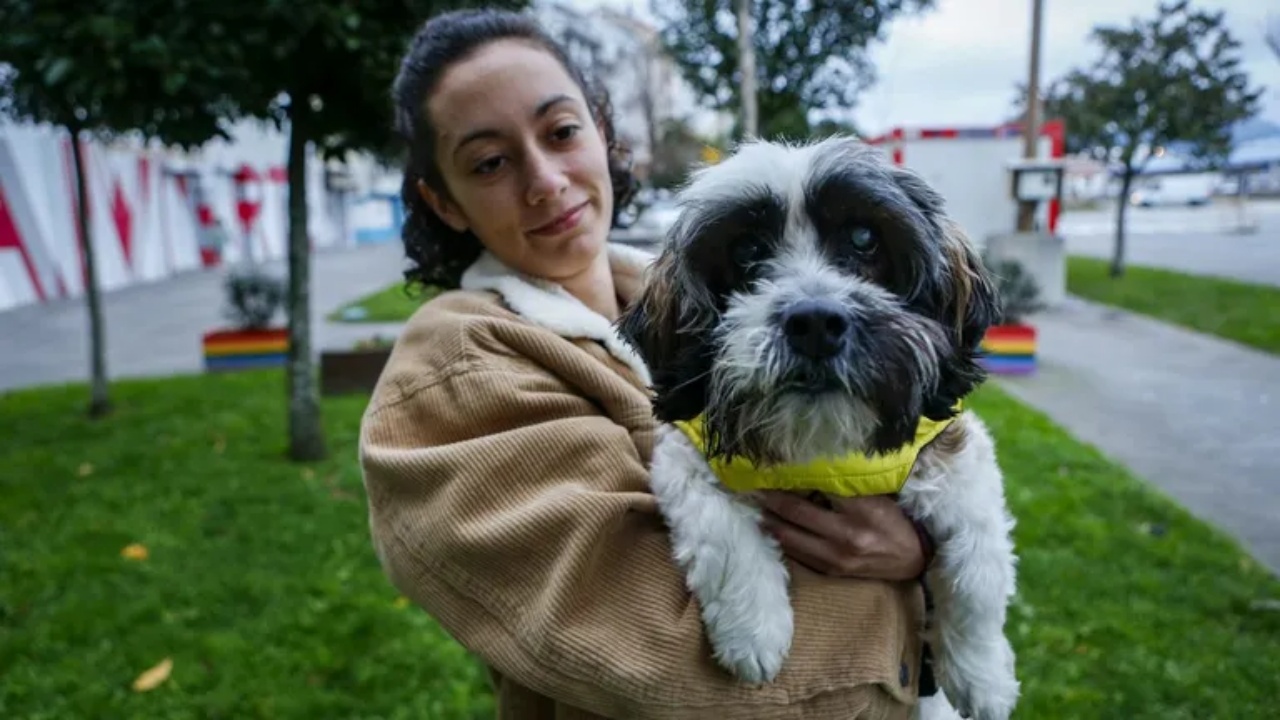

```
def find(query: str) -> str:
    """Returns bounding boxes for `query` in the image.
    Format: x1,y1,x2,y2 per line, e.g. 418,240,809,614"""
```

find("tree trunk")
735,0,757,139
1111,169,1134,278
285,110,327,461
639,53,659,183
69,126,111,418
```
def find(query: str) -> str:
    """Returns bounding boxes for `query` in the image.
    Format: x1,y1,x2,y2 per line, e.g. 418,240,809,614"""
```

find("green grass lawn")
2,372,1278,718
0,372,491,719
1067,256,1280,355
327,281,439,323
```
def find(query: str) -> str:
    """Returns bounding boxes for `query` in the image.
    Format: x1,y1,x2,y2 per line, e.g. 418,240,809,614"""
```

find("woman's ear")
417,179,468,233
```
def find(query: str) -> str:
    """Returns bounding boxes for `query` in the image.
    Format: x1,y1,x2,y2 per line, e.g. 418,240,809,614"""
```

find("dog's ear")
922,220,1000,419
615,248,717,423
891,167,1000,419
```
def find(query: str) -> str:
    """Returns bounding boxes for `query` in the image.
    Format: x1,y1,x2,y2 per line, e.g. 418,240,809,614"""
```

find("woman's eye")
552,124,581,142
473,156,505,175
848,226,877,251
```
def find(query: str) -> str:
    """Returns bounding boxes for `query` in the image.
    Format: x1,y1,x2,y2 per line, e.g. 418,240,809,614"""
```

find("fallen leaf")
78,462,94,477
301,468,316,480
121,543,149,561
132,657,173,692
212,435,226,454
393,596,410,609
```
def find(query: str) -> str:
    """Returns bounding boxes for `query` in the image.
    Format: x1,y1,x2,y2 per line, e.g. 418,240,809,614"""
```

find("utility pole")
1266,13,1280,62
1017,0,1045,232
736,0,758,139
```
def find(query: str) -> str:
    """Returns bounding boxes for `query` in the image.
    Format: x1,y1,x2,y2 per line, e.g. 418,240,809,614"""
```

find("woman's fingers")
755,491,845,537
757,492,926,581
760,509,852,576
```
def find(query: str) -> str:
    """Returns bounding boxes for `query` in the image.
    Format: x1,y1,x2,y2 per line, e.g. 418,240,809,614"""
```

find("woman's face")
421,39,614,283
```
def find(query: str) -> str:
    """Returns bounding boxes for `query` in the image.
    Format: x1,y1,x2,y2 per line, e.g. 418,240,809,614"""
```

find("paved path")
997,296,1280,574
0,243,407,393
1059,200,1280,287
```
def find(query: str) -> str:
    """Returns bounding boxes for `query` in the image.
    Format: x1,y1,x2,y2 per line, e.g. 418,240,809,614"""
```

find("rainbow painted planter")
979,324,1037,376
202,328,290,372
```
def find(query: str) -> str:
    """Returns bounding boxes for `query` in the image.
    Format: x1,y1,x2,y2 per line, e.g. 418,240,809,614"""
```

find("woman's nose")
524,150,569,206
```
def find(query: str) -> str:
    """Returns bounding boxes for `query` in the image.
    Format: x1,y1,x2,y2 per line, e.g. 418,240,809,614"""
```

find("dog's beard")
701,274,951,467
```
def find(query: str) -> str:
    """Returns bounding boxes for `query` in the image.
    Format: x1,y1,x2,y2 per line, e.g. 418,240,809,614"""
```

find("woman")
360,8,937,719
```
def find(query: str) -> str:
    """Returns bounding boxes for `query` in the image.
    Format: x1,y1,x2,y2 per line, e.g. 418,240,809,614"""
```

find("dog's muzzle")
775,298,856,394
779,298,851,361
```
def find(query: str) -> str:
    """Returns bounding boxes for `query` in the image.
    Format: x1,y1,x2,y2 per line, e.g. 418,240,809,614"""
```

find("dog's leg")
897,414,1019,720
650,425,794,684
914,693,967,720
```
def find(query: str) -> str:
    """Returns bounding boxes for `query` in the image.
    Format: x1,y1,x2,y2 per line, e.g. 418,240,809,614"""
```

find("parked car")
1128,174,1215,207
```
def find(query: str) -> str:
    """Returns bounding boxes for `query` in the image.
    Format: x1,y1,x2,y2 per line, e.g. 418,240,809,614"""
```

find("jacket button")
899,661,910,687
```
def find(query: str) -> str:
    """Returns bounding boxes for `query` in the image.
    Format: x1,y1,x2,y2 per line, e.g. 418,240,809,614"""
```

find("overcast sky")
566,0,1280,135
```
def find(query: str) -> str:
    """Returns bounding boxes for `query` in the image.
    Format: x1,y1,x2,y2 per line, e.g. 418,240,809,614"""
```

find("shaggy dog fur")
616,136,1020,720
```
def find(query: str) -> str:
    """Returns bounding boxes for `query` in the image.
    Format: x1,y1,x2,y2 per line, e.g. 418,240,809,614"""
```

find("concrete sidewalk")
997,296,1280,574
0,243,408,393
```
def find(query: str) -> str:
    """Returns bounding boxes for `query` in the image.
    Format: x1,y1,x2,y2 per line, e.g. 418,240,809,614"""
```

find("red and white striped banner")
0,121,352,312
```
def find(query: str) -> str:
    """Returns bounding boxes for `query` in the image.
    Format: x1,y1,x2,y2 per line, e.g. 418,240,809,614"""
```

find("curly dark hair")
391,8,639,291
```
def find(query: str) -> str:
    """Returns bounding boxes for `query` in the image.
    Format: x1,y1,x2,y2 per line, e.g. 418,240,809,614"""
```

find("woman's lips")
528,202,588,237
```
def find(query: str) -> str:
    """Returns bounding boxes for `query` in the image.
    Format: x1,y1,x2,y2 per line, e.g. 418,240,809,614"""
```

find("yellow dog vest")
673,408,958,497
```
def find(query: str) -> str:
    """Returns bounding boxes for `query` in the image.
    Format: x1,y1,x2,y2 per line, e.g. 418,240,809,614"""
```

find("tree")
652,0,934,141
0,1,246,418
809,118,861,140
1045,0,1262,277
161,0,525,461
1006,79,1067,127
634,39,663,180
650,117,714,189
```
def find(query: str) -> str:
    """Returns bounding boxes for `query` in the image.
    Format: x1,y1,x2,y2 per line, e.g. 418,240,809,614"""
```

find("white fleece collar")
460,243,655,386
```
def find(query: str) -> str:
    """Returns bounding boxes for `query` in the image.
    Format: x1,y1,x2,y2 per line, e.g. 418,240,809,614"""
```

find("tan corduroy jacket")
359,244,927,719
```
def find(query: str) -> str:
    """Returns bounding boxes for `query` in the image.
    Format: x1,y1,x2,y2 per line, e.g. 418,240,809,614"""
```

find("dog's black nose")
781,299,850,359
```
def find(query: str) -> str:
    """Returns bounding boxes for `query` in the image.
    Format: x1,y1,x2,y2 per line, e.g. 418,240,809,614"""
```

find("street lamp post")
1017,0,1045,232
736,0,758,139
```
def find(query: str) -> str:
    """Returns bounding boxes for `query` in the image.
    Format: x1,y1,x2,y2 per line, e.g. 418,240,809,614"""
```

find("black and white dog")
617,136,1020,720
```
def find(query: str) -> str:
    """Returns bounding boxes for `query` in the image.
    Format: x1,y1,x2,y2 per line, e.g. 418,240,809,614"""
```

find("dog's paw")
935,635,1018,720
705,601,794,684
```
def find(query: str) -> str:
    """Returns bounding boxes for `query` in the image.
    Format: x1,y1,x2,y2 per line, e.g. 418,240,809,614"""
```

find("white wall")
0,119,362,312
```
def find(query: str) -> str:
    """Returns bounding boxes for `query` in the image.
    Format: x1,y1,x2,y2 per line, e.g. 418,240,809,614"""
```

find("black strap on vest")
918,577,939,696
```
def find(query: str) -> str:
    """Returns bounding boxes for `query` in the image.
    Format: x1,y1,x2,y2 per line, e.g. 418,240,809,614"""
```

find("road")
1058,199,1280,287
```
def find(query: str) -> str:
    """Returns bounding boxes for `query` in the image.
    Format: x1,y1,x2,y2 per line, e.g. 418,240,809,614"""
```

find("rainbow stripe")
202,329,289,372
979,325,1037,375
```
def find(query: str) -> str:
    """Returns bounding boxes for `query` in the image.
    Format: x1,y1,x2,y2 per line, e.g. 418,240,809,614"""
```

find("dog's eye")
849,226,877,252
731,238,768,266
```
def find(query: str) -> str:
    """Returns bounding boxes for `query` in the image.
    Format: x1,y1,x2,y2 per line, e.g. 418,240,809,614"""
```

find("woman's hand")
757,491,931,582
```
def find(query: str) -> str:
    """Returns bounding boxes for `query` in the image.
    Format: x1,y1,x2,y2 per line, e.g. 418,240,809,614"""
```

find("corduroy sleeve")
359,338,920,719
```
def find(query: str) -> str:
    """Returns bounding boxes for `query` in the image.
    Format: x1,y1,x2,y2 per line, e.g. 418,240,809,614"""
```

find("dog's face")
616,136,999,466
